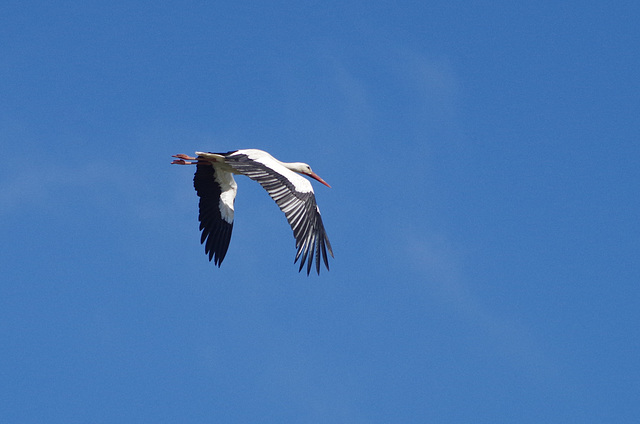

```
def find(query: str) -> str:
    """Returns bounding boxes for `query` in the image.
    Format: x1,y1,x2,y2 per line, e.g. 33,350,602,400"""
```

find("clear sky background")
1,1,639,422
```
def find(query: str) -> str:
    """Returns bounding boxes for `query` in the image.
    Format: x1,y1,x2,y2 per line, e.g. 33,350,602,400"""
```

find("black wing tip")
294,238,332,276
200,220,233,269
204,244,227,267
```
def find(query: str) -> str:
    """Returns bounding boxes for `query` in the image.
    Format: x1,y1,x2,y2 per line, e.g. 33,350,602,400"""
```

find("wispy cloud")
0,165,49,216
0,151,188,224
0,159,110,216
404,231,563,386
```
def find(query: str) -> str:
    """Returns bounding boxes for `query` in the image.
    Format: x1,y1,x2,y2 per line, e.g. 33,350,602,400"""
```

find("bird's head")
288,162,331,188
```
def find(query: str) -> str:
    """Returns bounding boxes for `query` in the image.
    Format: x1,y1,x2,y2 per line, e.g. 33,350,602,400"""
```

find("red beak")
307,172,331,188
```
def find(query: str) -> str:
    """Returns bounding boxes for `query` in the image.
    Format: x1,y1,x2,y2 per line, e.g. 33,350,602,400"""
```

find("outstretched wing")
193,162,237,266
223,151,333,275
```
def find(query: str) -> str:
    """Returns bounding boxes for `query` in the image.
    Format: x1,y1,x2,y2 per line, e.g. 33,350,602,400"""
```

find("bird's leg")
173,154,197,160
171,154,209,165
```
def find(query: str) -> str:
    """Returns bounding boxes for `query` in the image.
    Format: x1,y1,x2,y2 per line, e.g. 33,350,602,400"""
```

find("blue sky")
1,1,639,422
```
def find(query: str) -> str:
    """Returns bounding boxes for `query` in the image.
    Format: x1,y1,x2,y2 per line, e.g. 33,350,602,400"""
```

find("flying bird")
172,149,333,275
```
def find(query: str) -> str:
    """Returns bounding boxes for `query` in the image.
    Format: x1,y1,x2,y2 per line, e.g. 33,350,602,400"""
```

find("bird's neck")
282,162,307,174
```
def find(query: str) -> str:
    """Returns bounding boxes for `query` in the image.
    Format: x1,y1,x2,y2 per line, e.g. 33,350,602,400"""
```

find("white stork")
171,149,333,275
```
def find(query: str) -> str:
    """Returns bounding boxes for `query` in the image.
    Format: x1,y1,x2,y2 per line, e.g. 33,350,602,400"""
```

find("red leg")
171,153,208,165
